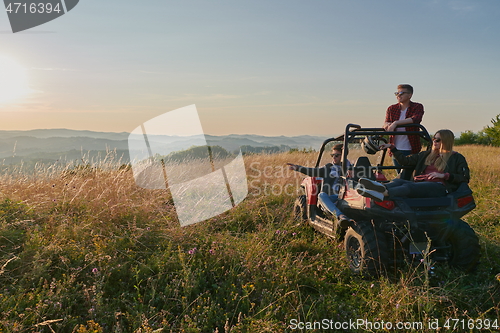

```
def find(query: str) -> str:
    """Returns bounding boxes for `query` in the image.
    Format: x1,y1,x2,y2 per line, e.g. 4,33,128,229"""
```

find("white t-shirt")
393,108,412,151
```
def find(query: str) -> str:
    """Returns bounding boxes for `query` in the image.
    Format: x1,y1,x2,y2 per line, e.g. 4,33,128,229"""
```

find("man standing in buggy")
287,144,352,227
384,84,425,177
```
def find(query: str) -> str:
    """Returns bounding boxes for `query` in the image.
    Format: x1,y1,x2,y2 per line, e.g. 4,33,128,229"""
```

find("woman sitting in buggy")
357,129,470,201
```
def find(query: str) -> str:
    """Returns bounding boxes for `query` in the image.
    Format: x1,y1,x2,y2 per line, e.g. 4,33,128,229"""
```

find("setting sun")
0,56,32,104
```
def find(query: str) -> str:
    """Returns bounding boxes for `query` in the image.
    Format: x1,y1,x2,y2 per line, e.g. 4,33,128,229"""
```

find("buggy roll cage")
314,123,433,176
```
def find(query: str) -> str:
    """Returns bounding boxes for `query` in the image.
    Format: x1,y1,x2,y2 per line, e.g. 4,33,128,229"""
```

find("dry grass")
0,146,499,332
455,145,500,226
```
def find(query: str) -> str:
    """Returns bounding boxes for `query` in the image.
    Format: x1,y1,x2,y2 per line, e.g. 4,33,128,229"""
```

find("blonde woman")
357,129,470,201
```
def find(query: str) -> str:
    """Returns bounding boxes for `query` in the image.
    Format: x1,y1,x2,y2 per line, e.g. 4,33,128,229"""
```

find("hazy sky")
1,0,499,136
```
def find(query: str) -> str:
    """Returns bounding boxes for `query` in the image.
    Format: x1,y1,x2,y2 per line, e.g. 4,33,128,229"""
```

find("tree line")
455,114,500,146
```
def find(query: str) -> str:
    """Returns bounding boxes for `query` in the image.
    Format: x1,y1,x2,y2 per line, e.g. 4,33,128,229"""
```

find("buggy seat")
351,156,376,181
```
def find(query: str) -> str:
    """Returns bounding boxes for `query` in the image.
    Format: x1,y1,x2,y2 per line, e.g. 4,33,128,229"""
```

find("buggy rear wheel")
344,221,388,277
293,195,307,222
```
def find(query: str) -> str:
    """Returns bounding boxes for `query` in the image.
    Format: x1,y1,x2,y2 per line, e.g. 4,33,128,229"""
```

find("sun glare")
0,56,32,105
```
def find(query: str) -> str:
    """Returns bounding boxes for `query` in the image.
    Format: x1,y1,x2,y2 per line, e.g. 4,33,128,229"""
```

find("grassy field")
0,145,499,332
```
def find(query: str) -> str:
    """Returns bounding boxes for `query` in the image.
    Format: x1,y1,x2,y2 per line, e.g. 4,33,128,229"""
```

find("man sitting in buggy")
287,143,352,226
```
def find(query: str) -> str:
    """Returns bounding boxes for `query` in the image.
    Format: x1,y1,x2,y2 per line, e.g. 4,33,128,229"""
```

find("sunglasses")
394,91,410,96
330,153,342,157
433,137,441,142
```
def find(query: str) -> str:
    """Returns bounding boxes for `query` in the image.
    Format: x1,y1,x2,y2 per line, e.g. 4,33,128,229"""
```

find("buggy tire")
344,221,388,277
446,219,480,272
293,195,307,222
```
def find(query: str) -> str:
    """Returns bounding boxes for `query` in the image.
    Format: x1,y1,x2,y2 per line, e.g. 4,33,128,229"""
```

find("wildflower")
209,249,215,255
396,303,400,309
92,268,98,274
370,284,374,288
275,230,280,234
292,232,297,236
188,248,197,255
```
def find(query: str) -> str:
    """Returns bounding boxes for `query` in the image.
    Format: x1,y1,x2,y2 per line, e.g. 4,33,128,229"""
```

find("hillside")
0,146,499,332
0,129,328,164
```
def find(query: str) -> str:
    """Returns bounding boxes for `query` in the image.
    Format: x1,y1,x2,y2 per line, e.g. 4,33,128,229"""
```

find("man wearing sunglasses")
383,84,425,175
287,144,352,226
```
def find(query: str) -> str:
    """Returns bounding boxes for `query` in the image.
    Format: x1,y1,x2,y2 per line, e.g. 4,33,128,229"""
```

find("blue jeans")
385,178,447,198
318,192,345,218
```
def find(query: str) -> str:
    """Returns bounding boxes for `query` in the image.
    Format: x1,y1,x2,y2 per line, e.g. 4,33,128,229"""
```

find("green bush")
456,113,500,146
484,114,500,146
455,130,491,145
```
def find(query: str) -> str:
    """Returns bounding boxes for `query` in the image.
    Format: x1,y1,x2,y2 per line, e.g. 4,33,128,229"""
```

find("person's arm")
390,147,422,166
385,103,424,131
408,103,424,124
383,107,393,130
422,154,470,182
445,154,470,184
287,163,329,178
387,118,414,132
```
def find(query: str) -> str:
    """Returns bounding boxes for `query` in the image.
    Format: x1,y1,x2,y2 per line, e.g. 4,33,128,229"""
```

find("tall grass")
0,147,499,332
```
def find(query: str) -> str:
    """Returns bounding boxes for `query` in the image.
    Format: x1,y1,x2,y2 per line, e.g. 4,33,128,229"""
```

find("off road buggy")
293,123,480,276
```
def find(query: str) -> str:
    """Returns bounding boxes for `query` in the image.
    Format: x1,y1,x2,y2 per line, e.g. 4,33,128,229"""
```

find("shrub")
484,114,500,146
456,113,500,146
455,130,491,145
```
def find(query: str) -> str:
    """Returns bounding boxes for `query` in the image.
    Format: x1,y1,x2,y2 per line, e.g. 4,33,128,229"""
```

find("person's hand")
379,143,392,150
427,172,445,180
387,121,398,132
286,163,298,171
383,122,391,131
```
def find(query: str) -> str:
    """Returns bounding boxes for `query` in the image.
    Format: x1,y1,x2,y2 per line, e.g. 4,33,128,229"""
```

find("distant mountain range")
0,129,328,165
